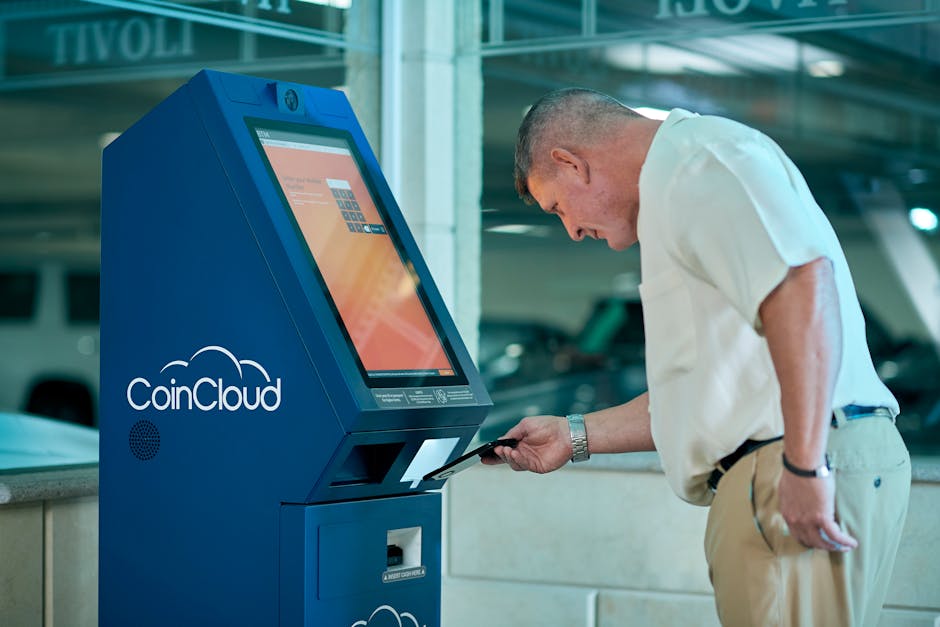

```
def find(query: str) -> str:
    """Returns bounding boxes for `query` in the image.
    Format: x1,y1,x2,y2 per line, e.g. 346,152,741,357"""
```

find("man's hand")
481,415,572,474
778,468,857,552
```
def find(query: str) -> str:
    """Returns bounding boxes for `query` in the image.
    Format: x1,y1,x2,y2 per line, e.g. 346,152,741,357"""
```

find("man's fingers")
480,452,503,466
790,524,827,550
492,445,520,468
790,520,858,552
818,521,858,552
501,422,528,442
500,448,524,471
817,528,846,551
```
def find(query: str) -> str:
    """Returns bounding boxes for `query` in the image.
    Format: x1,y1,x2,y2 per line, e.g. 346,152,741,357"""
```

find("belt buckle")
832,405,894,428
707,467,724,492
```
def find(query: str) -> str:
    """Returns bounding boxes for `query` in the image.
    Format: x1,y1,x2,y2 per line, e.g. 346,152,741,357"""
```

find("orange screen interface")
256,128,454,378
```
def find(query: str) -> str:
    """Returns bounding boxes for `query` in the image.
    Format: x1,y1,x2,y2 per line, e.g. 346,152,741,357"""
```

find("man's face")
526,156,639,251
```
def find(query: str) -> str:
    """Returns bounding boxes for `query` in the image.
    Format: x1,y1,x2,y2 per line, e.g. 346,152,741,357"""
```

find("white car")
0,255,100,427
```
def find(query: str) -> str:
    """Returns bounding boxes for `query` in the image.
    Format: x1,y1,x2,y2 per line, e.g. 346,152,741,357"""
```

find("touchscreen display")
250,121,461,386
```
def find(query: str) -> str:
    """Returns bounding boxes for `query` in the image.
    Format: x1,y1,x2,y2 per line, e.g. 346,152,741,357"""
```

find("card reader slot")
330,442,405,487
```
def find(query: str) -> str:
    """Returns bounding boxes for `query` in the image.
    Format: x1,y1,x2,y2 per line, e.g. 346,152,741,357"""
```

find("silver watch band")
567,413,590,462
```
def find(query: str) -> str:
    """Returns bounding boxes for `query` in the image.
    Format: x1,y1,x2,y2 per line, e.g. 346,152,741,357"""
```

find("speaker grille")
129,420,160,461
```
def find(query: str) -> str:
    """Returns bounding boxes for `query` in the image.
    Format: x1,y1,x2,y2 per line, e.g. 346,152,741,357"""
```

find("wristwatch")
782,453,831,478
566,413,590,463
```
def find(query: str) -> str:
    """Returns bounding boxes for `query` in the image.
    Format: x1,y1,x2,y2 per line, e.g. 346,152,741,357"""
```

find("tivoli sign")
656,0,848,18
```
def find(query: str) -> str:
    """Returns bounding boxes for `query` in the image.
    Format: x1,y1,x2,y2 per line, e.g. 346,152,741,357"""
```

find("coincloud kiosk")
100,70,490,627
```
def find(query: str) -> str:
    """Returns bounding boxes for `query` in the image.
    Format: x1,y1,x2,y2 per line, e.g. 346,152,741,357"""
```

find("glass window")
66,272,100,324
0,0,377,427
481,2,940,454
0,272,38,321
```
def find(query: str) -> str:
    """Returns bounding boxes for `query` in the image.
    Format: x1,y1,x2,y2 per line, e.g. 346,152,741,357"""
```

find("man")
486,88,911,626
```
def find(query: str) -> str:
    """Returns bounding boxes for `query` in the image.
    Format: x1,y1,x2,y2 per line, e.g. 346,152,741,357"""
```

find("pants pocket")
750,441,806,557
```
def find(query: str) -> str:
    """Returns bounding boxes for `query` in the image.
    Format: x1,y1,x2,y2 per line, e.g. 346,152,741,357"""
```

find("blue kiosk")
100,70,491,626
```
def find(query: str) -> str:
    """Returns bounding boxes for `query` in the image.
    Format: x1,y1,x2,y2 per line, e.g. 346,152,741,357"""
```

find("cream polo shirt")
636,109,898,506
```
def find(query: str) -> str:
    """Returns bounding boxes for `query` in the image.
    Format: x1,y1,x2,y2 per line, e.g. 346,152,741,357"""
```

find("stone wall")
443,454,940,627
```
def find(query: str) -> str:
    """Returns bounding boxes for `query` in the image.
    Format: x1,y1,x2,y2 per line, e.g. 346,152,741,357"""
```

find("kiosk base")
280,492,442,626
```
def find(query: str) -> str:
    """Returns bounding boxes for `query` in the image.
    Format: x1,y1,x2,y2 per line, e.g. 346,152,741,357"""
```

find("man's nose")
562,218,584,242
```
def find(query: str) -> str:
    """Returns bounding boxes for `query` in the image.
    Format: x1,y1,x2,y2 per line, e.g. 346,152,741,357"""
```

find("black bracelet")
782,452,831,478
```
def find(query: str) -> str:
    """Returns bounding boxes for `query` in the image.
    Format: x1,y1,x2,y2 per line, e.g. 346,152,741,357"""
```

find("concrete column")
381,0,484,359
344,0,381,151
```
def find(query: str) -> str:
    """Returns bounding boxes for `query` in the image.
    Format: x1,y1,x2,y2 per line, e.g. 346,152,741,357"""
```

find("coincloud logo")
352,605,423,627
126,345,282,412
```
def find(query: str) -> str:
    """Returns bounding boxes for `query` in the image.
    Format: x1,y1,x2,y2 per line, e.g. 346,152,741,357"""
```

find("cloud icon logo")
126,345,282,412
159,345,273,382
351,604,423,627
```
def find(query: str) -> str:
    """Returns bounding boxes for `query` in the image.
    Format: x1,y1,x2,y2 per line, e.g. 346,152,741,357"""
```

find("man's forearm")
583,392,655,454
759,258,842,468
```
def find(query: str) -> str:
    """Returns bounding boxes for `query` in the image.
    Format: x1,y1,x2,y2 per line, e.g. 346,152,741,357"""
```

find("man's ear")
549,147,590,183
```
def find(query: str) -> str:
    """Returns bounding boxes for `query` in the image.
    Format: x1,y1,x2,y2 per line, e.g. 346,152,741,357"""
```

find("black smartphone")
422,438,519,482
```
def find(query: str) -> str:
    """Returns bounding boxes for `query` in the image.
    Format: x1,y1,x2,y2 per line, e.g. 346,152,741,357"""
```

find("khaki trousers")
704,417,911,627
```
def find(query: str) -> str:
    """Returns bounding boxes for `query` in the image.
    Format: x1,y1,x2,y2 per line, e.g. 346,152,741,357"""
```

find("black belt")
707,405,892,492
707,437,781,492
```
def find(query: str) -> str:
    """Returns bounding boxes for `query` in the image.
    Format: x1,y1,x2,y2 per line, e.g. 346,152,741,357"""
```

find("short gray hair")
513,87,638,204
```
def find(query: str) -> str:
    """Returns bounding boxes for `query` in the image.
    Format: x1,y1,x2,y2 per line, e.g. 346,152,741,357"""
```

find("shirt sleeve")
662,134,832,332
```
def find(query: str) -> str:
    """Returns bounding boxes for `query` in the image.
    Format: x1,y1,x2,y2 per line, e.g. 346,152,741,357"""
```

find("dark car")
478,318,575,392
863,306,940,452
573,296,646,368
476,310,647,441
478,298,940,453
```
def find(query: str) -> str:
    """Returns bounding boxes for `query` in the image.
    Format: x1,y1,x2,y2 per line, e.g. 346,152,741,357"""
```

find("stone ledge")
0,464,99,506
